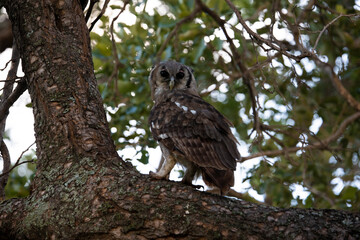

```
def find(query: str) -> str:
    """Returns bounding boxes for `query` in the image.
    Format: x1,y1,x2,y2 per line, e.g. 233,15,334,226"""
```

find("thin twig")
302,157,336,207
0,59,12,71
108,0,129,81
155,6,201,63
313,13,359,53
225,0,311,62
0,142,36,178
0,77,21,82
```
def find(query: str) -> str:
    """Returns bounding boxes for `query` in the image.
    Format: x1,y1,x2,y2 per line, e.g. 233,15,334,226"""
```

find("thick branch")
0,171,359,239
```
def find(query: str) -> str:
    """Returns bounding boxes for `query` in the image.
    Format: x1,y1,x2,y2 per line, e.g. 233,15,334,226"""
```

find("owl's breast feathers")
149,90,240,172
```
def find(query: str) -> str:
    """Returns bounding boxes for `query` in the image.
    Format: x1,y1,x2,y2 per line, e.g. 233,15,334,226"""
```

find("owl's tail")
201,167,234,195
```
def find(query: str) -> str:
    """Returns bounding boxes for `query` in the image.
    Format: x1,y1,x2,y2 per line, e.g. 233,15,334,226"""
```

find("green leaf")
193,38,206,63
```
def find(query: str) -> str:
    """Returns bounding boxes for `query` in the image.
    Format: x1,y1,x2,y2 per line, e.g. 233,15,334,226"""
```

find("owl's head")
149,60,198,101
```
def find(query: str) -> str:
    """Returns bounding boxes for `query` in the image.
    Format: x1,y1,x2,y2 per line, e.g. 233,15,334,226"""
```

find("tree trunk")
0,0,359,239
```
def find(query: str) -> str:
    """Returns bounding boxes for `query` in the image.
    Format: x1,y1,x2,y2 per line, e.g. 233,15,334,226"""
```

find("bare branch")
224,0,311,62
314,59,360,111
226,1,359,112
85,0,99,23
0,40,20,144
107,0,129,90
0,59,13,71
241,111,360,161
313,13,359,53
89,0,110,32
0,142,35,178
0,77,21,83
0,40,23,199
0,78,27,123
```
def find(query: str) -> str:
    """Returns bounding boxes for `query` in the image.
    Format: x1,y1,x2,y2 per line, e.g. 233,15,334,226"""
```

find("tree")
0,0,359,239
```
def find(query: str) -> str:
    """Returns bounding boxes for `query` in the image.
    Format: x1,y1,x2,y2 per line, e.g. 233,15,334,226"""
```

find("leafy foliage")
90,0,360,210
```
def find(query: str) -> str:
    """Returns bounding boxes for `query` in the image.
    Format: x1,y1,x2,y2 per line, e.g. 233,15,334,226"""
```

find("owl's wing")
149,91,240,171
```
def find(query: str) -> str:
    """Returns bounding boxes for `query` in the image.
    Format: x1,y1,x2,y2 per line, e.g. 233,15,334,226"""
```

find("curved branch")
224,0,311,62
241,111,360,161
0,39,23,200
0,142,35,178
318,60,360,111
0,78,27,123
0,40,20,144
107,0,129,94
155,6,201,63
89,0,109,32
85,0,99,23
226,1,360,111
313,13,359,53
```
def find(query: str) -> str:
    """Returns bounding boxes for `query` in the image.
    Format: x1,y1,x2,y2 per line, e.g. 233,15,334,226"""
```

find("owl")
148,60,240,195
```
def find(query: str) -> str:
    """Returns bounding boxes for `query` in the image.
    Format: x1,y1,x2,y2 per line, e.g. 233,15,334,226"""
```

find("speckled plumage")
148,60,240,194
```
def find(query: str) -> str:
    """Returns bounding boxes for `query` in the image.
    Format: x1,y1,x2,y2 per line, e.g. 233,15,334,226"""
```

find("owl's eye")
176,72,185,79
160,70,169,78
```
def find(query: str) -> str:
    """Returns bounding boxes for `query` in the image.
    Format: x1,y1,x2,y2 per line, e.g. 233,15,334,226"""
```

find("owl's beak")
169,76,175,90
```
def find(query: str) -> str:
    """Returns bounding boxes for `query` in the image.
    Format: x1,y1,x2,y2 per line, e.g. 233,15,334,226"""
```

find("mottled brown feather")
149,90,240,191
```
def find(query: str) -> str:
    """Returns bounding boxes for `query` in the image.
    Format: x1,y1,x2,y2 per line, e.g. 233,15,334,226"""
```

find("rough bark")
0,0,359,239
